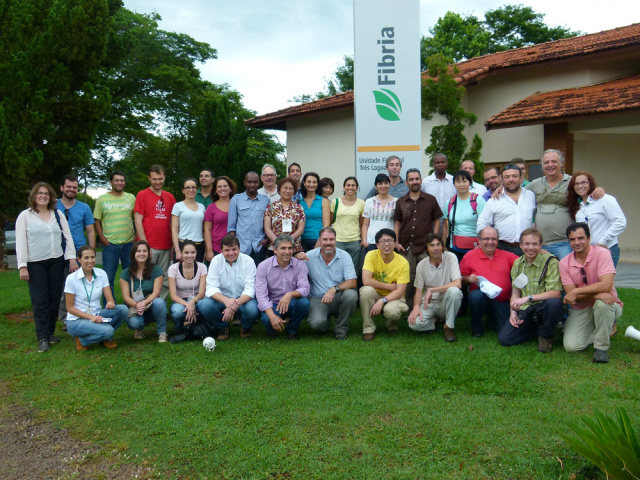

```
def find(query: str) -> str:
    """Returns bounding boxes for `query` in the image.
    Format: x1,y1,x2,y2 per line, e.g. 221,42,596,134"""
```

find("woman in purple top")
204,176,237,262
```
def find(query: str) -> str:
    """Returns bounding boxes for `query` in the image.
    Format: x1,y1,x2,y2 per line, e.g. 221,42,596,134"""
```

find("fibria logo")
372,27,401,121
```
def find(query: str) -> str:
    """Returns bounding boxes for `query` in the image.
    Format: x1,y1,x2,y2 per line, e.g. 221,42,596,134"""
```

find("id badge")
513,273,529,290
133,288,145,302
282,218,293,233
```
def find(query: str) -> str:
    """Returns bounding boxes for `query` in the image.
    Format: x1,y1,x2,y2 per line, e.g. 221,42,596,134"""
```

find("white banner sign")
354,0,421,198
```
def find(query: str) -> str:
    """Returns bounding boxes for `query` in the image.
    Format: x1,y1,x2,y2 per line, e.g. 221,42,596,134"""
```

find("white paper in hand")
477,276,503,299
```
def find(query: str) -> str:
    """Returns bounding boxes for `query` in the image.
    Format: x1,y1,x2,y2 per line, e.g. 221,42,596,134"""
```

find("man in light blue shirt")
297,227,358,340
57,175,95,326
227,171,270,266
202,234,260,341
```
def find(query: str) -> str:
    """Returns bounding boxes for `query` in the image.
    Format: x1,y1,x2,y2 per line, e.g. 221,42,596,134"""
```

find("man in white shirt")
257,163,280,203
202,234,260,340
421,153,456,215
476,164,536,256
460,160,487,196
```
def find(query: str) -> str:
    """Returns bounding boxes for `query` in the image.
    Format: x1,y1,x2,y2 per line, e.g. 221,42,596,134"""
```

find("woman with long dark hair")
120,240,168,342
299,172,330,252
204,176,237,261
16,182,75,352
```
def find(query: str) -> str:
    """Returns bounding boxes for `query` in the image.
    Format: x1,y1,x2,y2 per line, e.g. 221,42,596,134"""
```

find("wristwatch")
334,285,341,292
382,297,389,304
528,295,533,302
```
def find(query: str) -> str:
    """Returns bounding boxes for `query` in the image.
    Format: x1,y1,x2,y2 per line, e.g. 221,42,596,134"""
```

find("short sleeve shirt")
331,198,365,242
57,200,94,249
362,249,410,296
265,201,306,253
168,262,207,299
93,192,135,245
204,203,229,254
64,267,110,320
305,247,357,298
135,189,176,250
120,265,164,297
171,201,205,242
363,196,397,245
459,248,518,303
393,192,443,255
510,253,562,311
414,251,461,303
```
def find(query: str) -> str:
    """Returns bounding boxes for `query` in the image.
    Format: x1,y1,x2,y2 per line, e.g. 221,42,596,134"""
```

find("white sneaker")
158,333,168,343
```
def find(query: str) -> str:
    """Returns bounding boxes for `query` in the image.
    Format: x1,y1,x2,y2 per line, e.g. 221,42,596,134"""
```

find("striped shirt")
93,192,136,244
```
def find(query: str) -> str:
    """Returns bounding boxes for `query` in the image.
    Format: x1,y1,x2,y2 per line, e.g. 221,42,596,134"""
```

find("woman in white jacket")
16,182,75,353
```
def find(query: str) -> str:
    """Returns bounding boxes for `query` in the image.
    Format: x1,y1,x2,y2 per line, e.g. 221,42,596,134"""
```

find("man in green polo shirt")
497,228,563,353
195,168,214,207
94,170,136,297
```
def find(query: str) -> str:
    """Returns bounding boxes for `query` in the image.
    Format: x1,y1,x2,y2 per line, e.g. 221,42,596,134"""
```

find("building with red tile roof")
248,23,640,250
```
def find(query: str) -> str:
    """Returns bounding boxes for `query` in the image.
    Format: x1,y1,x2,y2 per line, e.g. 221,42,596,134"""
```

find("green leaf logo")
373,89,402,121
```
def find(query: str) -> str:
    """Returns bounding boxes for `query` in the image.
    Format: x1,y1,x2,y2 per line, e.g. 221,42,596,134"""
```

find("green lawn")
0,269,638,479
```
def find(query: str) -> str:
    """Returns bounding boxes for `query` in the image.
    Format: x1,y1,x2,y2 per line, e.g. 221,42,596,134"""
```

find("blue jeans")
198,298,260,330
610,244,620,268
261,297,310,335
544,241,572,260
67,306,128,346
468,289,510,336
170,297,216,332
101,242,132,298
126,298,167,334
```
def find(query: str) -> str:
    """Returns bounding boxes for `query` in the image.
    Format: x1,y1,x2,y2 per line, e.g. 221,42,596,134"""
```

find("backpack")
447,193,478,216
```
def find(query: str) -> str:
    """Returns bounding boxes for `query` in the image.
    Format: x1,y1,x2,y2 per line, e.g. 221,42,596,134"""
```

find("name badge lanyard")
82,274,95,314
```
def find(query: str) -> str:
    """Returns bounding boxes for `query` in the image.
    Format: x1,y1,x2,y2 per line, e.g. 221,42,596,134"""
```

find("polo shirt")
510,253,562,311
559,246,622,310
460,248,518,303
362,249,410,296
305,247,357,298
393,192,442,255
57,199,94,249
414,251,461,304
195,189,213,208
64,268,110,321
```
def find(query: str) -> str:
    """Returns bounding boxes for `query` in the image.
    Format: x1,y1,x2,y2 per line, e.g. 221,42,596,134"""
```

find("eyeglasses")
183,186,197,190
378,239,395,244
479,237,498,242
574,181,589,187
37,192,50,197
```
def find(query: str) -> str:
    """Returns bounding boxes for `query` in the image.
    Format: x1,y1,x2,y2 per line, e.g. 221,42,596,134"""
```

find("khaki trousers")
563,300,623,352
359,286,409,334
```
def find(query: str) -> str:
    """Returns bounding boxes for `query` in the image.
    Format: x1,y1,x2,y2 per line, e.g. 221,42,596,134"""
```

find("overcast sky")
122,0,640,116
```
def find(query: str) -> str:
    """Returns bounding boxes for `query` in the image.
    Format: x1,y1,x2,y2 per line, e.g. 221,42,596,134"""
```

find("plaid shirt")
510,253,562,310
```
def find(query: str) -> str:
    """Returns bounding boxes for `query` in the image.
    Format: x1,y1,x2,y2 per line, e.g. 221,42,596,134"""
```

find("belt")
179,240,203,245
498,240,519,248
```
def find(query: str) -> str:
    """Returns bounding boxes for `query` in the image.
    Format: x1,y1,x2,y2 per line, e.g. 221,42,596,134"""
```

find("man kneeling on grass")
498,228,563,353
360,228,410,341
559,222,623,363
407,233,462,342
256,234,310,340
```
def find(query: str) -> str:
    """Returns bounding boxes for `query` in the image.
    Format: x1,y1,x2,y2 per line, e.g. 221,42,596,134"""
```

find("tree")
421,55,482,176
0,0,117,213
291,55,353,103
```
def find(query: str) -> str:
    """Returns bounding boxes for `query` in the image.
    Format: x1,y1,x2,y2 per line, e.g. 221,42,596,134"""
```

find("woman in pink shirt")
204,176,237,261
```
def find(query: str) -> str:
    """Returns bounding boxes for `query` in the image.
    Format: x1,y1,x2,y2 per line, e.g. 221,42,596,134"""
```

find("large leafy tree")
0,0,117,214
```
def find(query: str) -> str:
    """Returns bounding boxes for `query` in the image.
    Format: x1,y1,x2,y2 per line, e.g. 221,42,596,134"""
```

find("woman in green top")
120,240,168,343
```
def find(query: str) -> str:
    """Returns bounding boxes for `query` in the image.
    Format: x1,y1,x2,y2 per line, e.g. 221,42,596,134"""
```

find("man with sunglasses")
56,175,95,326
559,223,623,363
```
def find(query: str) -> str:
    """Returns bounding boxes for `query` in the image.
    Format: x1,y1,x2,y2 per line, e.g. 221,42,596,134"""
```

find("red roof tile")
246,23,640,130
485,74,640,130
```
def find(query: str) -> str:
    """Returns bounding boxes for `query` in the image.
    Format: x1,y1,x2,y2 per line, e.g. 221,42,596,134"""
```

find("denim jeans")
498,298,563,346
468,289,510,336
609,243,620,268
198,298,260,330
261,297,310,335
170,297,218,332
67,305,128,346
544,241,572,260
101,242,132,299
126,297,167,334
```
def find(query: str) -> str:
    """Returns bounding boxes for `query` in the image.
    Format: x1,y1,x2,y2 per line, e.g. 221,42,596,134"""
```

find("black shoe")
38,339,50,353
472,331,483,338
267,330,279,340
593,349,609,363
335,334,347,340
169,332,189,344
240,328,252,339
287,332,300,340
49,335,61,344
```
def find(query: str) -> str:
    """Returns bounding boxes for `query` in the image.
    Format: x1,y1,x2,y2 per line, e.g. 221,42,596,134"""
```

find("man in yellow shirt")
360,228,410,341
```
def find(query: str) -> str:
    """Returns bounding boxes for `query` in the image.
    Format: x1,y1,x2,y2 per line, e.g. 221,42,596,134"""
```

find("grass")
0,268,639,479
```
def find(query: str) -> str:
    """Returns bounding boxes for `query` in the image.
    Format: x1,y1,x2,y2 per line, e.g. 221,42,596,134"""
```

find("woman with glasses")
204,176,237,261
567,171,626,267
331,176,365,270
361,173,397,253
171,178,206,262
264,177,306,254
16,182,75,353
299,172,330,252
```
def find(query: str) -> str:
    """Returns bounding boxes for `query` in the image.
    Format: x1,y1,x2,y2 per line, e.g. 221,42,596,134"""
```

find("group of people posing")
15,149,626,362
